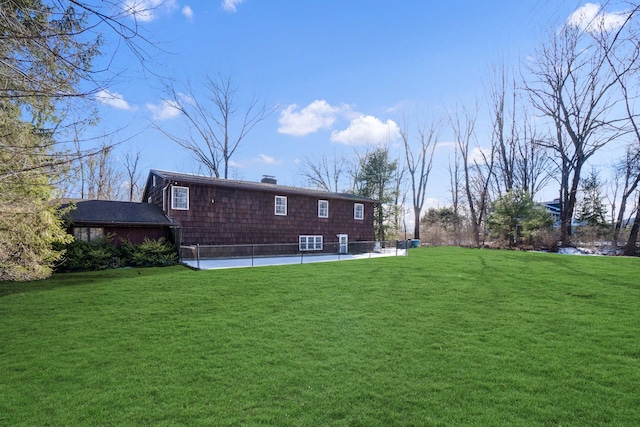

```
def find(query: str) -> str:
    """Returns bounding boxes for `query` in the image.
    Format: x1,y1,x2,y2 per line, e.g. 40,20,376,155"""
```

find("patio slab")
183,248,407,270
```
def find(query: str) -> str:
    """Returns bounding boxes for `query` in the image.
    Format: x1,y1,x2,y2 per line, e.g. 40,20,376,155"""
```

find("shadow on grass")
0,265,189,298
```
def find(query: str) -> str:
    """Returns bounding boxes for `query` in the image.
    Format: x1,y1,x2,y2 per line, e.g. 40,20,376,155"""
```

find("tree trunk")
413,209,421,240
559,161,582,247
624,192,640,256
624,219,639,256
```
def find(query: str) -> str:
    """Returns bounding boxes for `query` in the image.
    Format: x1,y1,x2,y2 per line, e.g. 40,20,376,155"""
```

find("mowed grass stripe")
1,247,639,426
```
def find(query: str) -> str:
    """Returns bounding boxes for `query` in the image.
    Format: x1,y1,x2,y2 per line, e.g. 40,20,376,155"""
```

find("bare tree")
594,3,640,253
401,114,440,240
156,73,277,178
606,145,640,245
298,152,349,192
488,61,517,194
515,115,553,198
85,144,124,200
123,149,143,202
390,162,407,238
488,61,553,200
447,143,464,244
72,130,89,199
524,9,637,245
449,102,495,247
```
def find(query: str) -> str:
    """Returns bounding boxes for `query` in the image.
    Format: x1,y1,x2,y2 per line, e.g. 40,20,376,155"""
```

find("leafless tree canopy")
156,73,277,178
487,62,553,199
449,101,495,248
401,113,440,240
525,9,639,245
123,149,143,202
298,153,349,193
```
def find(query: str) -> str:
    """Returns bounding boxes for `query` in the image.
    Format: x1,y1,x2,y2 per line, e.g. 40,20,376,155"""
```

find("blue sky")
89,0,628,206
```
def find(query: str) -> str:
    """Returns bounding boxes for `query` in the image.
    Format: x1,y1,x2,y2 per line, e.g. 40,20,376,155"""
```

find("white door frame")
337,234,348,254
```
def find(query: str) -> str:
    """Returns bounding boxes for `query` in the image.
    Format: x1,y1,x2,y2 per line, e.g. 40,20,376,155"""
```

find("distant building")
541,199,588,229
542,199,561,224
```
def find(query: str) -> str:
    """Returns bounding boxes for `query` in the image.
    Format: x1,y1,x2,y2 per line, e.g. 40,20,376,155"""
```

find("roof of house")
62,200,173,226
147,169,379,203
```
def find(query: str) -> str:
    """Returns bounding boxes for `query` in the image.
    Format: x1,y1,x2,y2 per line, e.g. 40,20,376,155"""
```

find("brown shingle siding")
143,170,376,246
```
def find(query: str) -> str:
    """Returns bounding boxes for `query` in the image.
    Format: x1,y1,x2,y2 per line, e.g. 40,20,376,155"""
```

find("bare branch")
155,73,277,178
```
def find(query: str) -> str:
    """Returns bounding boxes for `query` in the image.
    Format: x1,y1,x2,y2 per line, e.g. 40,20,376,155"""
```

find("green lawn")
1,247,639,426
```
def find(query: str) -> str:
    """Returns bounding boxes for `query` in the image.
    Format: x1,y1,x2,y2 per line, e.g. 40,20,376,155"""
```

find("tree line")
298,3,640,256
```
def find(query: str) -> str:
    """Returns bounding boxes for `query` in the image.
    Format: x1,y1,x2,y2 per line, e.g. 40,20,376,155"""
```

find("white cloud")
146,99,181,120
176,92,194,106
384,101,409,114
95,89,134,111
182,5,193,19
123,0,177,22
424,197,442,210
330,115,401,146
278,100,346,136
229,154,282,169
222,0,245,12
256,154,280,165
469,147,493,165
566,3,630,33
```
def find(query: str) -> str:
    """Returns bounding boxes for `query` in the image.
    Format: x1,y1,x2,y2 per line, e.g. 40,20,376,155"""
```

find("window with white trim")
275,195,287,215
299,235,323,251
171,186,189,210
318,200,328,218
354,203,364,220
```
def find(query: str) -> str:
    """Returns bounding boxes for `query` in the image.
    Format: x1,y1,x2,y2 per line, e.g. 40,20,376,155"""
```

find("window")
354,203,364,220
299,235,323,251
72,227,104,242
275,195,287,215
318,200,328,218
171,186,189,210
152,175,157,187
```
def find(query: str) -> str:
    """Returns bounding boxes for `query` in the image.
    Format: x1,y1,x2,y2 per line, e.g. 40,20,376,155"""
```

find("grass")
1,247,639,426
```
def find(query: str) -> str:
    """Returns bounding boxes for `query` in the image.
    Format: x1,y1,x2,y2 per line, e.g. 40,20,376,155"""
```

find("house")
141,170,377,253
542,200,561,224
541,199,588,229
61,199,175,245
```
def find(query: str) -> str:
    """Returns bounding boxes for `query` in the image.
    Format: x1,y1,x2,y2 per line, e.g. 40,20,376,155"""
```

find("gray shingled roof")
62,200,173,226
150,169,379,203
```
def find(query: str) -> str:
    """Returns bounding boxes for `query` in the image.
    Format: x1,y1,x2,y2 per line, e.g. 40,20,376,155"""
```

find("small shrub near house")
57,236,177,272
121,238,178,268
61,236,125,272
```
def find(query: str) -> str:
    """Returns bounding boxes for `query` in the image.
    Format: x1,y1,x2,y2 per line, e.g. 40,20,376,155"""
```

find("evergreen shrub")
121,238,178,268
58,236,177,272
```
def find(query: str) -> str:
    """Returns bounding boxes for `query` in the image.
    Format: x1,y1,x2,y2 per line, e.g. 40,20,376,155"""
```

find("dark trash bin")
396,240,410,249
